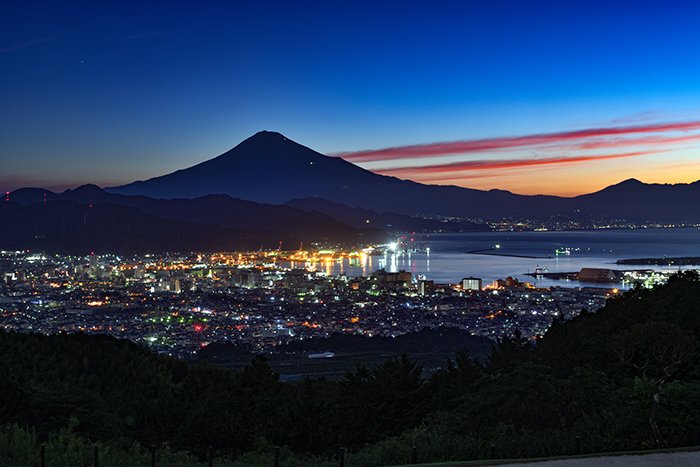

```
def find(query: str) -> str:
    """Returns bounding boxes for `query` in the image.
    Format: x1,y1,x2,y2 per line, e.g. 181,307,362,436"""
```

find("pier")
465,248,553,259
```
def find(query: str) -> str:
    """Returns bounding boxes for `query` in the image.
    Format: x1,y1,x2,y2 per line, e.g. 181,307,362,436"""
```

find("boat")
308,351,335,359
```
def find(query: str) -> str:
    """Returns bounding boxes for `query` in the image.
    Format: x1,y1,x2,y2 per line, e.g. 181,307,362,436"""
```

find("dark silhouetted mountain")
5,188,58,205
109,131,571,219
56,184,379,242
569,178,700,221
285,197,489,232
0,200,295,254
108,131,700,222
7,185,383,246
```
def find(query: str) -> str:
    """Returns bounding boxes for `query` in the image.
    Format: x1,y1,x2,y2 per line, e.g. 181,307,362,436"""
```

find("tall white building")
461,277,482,291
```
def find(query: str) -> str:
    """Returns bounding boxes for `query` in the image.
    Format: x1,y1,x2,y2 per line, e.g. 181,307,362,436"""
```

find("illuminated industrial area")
0,244,661,361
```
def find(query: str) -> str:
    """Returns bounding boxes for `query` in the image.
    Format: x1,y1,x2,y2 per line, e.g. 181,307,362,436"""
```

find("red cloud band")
376,150,660,181
336,120,700,162
537,132,700,152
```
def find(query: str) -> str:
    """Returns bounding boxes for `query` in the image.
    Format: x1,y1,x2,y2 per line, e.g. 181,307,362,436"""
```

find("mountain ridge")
29,131,700,222
2,184,386,253
108,131,569,218
0,199,297,254
9,184,368,239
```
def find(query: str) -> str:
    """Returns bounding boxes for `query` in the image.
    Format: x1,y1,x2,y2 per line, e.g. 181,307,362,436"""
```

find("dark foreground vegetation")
2,272,700,466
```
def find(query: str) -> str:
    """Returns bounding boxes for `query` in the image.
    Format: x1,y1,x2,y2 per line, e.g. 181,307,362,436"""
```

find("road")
496,450,700,466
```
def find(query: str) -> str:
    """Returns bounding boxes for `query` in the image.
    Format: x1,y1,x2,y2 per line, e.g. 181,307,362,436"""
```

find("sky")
2,1,700,196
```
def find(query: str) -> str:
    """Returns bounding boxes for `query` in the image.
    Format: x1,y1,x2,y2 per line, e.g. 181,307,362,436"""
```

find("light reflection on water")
285,228,700,288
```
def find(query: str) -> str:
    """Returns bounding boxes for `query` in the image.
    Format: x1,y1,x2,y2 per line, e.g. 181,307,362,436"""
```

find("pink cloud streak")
376,150,661,181
336,120,700,162
538,132,700,152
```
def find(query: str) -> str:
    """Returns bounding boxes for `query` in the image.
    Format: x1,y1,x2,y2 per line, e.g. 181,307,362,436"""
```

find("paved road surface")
497,450,700,466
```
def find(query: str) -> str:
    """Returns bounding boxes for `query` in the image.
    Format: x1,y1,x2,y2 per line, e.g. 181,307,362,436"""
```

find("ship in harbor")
308,351,335,359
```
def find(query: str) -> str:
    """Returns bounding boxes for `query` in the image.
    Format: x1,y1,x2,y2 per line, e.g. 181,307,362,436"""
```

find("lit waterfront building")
461,277,482,291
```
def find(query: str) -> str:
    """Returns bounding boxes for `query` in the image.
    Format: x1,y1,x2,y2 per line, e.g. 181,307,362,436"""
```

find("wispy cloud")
538,132,700,152
0,35,58,54
375,150,662,181
335,120,700,163
608,110,667,125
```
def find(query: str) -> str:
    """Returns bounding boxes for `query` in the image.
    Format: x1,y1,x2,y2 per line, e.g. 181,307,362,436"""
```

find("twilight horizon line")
3,121,700,199
4,3,700,197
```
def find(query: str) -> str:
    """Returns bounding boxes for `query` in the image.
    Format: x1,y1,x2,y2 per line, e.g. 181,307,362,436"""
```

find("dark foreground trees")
2,272,700,465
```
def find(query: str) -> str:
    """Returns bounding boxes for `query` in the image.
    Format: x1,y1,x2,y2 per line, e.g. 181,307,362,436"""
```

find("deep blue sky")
3,1,700,195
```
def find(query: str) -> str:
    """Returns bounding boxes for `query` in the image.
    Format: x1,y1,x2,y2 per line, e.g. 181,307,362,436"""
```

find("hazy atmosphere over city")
2,2,700,467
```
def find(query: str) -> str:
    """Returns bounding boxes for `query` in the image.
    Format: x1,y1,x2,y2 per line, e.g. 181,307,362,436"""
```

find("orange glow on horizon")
377,158,700,197
346,118,700,196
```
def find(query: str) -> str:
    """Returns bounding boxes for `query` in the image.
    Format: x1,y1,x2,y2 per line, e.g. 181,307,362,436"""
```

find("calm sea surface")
291,228,700,288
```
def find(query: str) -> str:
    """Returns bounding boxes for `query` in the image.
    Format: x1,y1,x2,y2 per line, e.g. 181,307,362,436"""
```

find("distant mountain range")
567,178,700,222
10,184,369,239
4,131,699,255
1,185,384,254
109,131,700,222
0,199,287,255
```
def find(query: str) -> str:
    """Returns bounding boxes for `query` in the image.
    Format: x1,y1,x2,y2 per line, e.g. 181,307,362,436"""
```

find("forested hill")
2,272,700,465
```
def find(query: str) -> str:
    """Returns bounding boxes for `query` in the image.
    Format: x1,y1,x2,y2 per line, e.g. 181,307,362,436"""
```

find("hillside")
276,327,492,354
2,273,700,465
2,185,384,253
0,199,292,254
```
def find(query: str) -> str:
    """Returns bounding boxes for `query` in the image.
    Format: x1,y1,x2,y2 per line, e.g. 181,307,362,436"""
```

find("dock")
465,248,553,259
